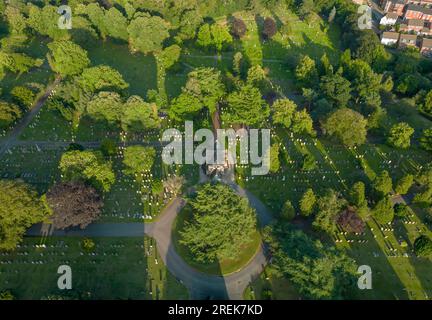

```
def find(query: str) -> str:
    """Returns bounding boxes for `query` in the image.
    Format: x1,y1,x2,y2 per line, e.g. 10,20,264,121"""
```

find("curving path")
27,180,274,299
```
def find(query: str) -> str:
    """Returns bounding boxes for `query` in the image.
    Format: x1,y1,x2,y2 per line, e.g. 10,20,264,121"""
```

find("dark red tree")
231,18,247,38
262,17,277,39
46,182,103,229
337,207,365,234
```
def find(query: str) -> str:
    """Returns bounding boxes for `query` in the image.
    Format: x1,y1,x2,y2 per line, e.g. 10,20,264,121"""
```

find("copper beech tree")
46,182,103,230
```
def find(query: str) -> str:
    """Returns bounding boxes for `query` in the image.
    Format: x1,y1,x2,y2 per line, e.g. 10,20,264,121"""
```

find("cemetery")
0,0,431,302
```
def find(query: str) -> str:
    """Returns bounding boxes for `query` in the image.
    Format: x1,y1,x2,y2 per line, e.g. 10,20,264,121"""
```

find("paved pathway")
27,178,274,300
0,76,61,156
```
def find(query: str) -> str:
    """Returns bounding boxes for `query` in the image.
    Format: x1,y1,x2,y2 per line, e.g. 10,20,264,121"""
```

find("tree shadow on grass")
394,215,432,299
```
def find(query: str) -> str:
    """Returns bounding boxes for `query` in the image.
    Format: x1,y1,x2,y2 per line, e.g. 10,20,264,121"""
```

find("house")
399,33,418,47
420,37,432,55
420,26,432,35
380,12,399,25
399,19,425,32
404,4,432,22
381,0,406,16
381,31,400,45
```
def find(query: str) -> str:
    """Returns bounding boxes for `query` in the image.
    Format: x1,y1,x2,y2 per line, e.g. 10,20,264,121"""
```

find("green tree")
184,67,225,114
0,51,43,79
281,200,296,220
105,7,128,41
421,89,432,115
313,189,346,234
83,3,108,39
319,72,351,107
127,15,170,54
413,235,432,257
299,188,316,217
28,4,69,40
122,95,160,132
122,145,156,175
350,181,366,207
0,290,14,300
157,45,181,69
295,55,318,87
271,98,297,128
264,225,357,299
0,101,22,129
387,122,414,149
100,138,117,157
11,86,35,110
196,23,212,48
169,93,203,121
59,150,115,192
78,65,129,93
82,238,96,251
211,24,233,52
4,6,27,34
372,196,394,224
0,180,48,250
86,91,123,124
178,9,203,40
270,143,280,173
419,128,432,152
222,84,270,126
322,108,367,146
197,23,233,52
373,170,393,197
344,59,382,106
292,109,315,135
395,174,414,195
47,40,90,76
179,183,257,262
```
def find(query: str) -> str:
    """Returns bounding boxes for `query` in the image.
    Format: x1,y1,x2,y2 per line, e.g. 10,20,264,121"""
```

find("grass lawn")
172,205,262,275
0,237,188,300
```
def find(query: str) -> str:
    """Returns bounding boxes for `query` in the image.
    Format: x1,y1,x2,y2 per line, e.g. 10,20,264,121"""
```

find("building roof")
386,12,399,20
422,38,432,48
399,33,418,42
382,31,400,40
407,19,425,27
405,4,432,16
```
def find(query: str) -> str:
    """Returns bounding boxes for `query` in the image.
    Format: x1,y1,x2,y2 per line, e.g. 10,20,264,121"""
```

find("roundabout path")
27,180,274,299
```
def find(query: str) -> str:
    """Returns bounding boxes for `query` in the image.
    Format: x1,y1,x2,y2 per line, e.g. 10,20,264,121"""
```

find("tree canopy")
127,15,170,54
179,183,257,263
86,91,124,124
322,108,367,146
0,180,48,250
387,122,414,149
122,145,156,175
59,150,115,192
222,84,270,126
47,40,90,77
78,65,129,93
46,182,103,230
264,224,357,299
183,67,225,114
